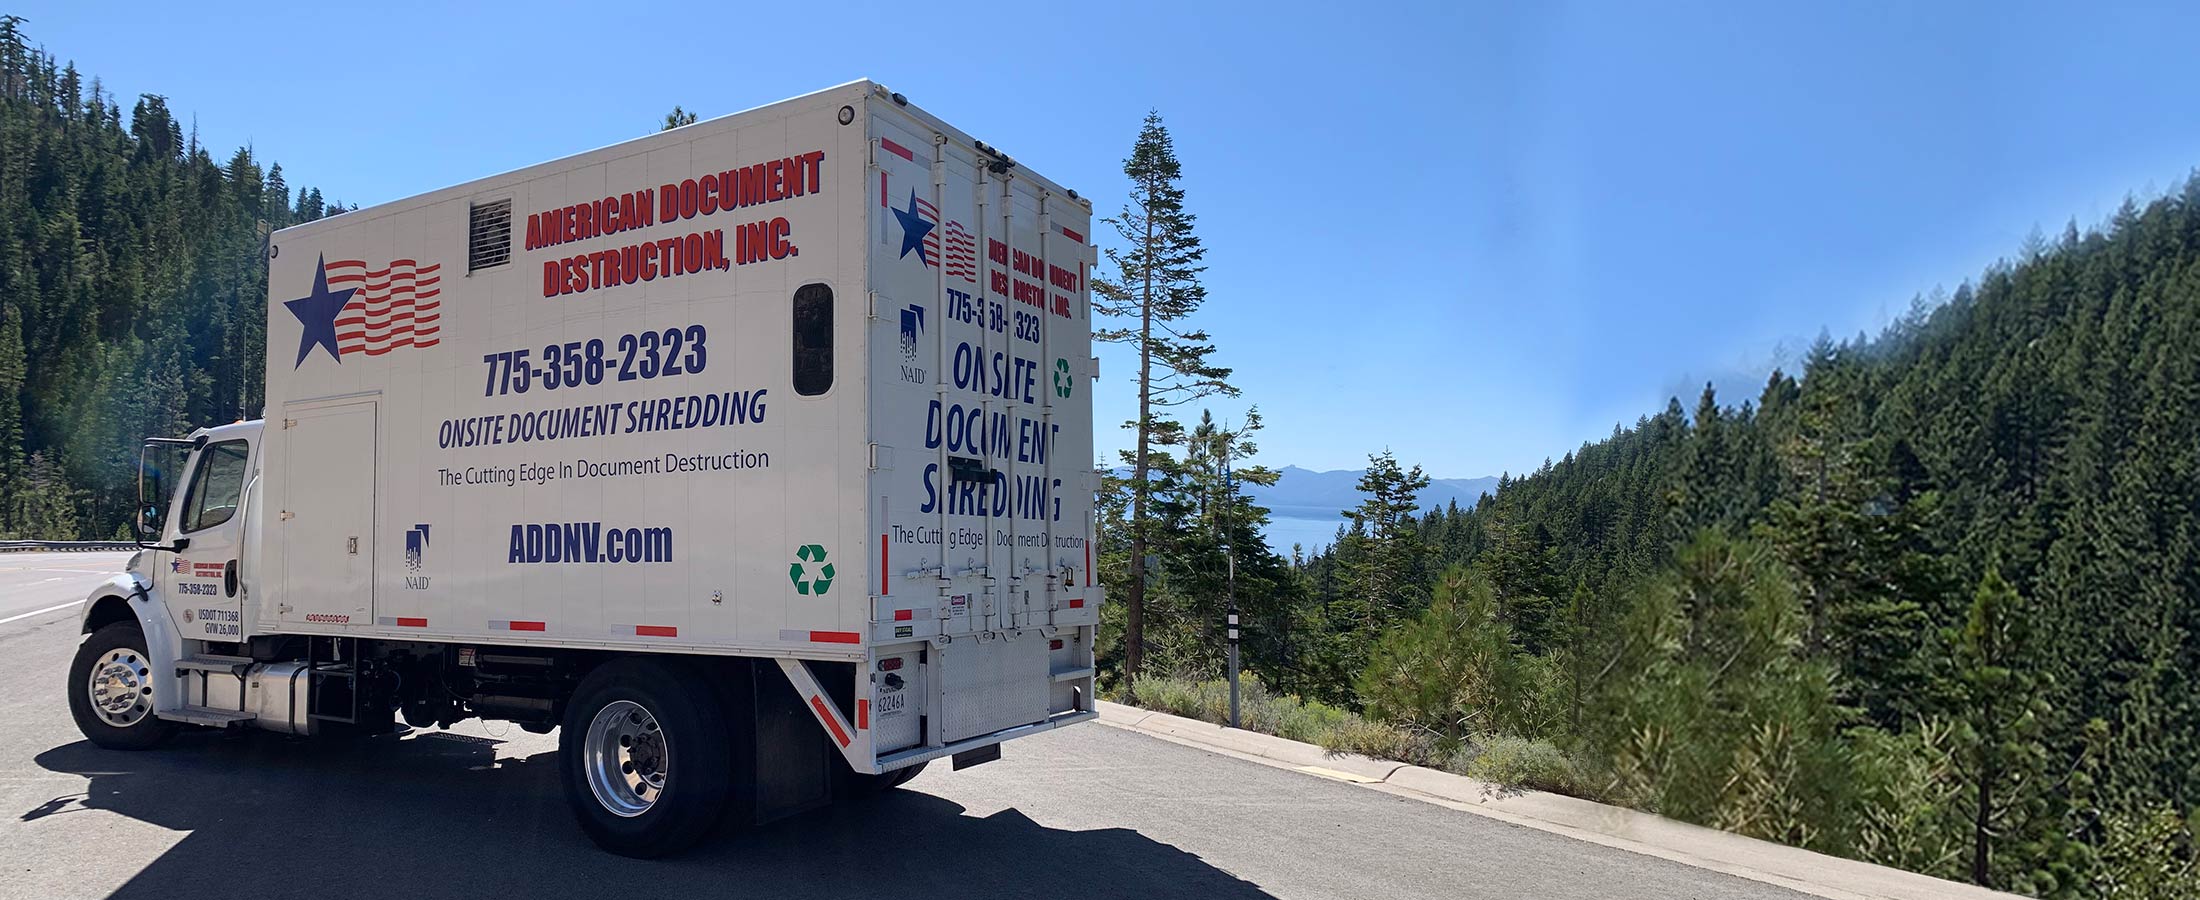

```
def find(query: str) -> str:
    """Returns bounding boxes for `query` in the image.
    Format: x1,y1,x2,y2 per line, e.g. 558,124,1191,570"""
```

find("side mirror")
138,504,162,537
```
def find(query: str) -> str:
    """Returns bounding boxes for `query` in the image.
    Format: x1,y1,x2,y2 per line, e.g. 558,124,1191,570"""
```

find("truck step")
168,706,257,727
175,654,255,676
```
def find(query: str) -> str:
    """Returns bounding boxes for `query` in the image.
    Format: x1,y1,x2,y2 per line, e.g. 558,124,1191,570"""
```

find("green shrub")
1462,735,1585,796
1117,675,1599,800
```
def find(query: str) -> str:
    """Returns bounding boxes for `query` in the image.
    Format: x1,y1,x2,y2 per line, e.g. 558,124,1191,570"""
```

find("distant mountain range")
1247,466,1501,523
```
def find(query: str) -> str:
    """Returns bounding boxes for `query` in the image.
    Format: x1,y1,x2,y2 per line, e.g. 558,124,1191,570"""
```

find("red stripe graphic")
880,533,889,596
323,258,443,356
812,695,852,747
508,620,546,632
636,625,677,637
880,137,914,162
1058,225,1085,243
394,617,428,628
810,630,861,644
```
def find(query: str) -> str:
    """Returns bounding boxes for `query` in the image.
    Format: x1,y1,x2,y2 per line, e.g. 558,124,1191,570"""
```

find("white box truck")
64,81,1102,857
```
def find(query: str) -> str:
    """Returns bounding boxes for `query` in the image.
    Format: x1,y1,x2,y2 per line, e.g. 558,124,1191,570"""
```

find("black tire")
67,621,178,751
558,657,733,858
841,759,929,799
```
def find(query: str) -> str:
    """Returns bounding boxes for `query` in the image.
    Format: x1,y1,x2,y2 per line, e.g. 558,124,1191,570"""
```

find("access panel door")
278,401,378,628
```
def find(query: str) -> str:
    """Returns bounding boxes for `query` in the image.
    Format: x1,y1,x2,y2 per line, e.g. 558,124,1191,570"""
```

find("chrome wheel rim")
583,699,668,817
87,647,153,728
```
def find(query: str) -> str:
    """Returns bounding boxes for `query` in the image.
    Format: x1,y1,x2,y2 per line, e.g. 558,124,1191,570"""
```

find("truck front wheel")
67,622,178,750
558,658,733,857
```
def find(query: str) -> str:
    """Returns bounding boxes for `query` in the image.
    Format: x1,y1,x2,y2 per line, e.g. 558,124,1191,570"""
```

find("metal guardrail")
0,540,138,553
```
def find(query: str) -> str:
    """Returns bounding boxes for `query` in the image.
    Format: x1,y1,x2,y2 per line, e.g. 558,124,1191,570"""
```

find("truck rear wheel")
558,657,732,857
67,622,178,751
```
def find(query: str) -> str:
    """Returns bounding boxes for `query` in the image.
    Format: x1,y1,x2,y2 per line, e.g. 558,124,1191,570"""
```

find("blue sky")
18,1,2200,478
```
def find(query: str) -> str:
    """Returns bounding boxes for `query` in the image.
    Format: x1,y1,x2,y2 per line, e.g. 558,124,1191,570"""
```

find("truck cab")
143,420,261,648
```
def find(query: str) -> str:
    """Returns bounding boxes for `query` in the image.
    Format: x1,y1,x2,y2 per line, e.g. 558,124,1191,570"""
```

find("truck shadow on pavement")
33,729,1276,900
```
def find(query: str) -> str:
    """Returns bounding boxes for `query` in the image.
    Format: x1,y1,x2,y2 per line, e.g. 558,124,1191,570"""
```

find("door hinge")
279,510,294,521
283,418,297,429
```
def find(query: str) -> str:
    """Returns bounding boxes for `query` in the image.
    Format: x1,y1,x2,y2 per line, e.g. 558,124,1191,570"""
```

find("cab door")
160,437,252,643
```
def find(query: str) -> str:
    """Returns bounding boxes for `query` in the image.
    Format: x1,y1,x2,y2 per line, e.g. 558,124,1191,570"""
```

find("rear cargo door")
277,400,377,628
865,105,1098,745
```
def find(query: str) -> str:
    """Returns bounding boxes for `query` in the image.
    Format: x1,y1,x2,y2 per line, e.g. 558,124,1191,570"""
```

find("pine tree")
661,105,697,131
1359,566,1531,749
1344,450,1430,624
1950,569,2083,893
1092,111,1234,692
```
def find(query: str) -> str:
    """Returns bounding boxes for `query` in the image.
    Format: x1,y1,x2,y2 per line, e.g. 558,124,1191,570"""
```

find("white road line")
0,599,85,626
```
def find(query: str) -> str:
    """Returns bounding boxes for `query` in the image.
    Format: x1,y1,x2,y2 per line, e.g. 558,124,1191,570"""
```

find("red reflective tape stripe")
1069,599,1085,608
1085,544,1092,586
879,171,887,207
893,609,914,621
810,630,861,644
880,137,914,161
509,621,546,632
395,617,428,628
881,534,889,596
857,699,869,730
1059,225,1084,243
636,625,676,637
811,695,851,747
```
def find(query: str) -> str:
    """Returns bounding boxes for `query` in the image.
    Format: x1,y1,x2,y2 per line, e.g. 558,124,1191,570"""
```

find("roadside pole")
1224,440,1240,729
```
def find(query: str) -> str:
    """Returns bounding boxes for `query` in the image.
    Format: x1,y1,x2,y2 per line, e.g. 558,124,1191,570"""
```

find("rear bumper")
875,707,1098,772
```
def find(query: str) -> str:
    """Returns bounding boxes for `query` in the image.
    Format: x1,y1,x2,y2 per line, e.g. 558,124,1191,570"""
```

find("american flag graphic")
943,220,979,283
325,259,442,356
910,195,941,268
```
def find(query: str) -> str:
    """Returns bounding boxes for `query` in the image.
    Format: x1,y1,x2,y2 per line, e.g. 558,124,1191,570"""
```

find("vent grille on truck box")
468,199,512,271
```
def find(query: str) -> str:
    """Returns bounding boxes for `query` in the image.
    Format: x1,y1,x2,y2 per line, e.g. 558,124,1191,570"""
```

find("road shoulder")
1095,701,2019,900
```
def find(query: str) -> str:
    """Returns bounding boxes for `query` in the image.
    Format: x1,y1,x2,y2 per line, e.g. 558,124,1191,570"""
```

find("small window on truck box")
792,283,833,396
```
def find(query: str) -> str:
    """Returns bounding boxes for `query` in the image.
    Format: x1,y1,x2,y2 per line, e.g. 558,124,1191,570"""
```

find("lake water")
1260,514,1345,558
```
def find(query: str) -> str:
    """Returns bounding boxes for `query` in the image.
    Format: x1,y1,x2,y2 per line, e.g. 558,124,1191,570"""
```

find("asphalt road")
0,552,1807,900
0,551,125,624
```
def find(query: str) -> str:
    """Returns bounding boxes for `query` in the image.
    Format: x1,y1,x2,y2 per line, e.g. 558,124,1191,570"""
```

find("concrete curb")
1094,700,2020,900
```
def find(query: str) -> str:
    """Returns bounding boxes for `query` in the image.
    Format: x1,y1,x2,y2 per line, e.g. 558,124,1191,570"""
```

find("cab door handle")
224,560,239,598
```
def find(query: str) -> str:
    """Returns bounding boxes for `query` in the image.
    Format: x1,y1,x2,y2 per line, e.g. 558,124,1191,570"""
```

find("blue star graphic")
284,254,356,368
892,190,935,265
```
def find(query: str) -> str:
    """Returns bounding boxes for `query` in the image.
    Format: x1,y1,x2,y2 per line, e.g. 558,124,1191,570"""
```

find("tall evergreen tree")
1092,111,1234,692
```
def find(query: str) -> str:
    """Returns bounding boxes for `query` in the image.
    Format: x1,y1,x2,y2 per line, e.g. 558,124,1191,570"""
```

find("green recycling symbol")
1052,358,1073,399
789,544,835,595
